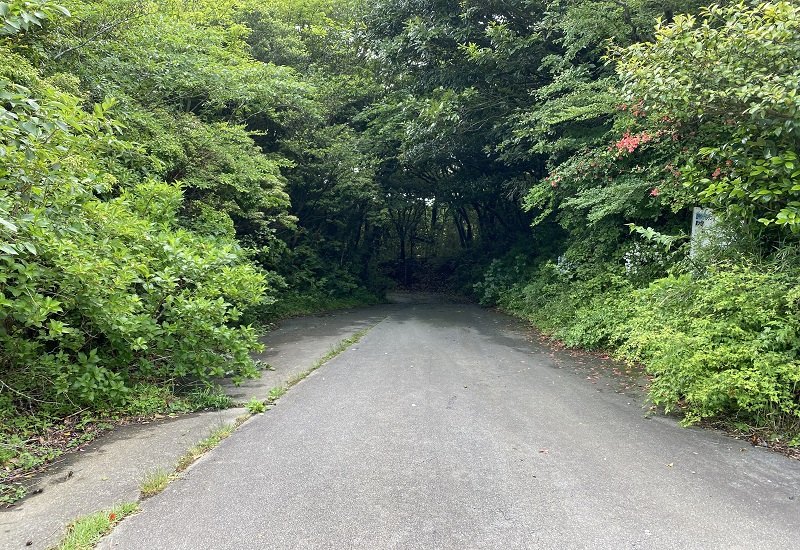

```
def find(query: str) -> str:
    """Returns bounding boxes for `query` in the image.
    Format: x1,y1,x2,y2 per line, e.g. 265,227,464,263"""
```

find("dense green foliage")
469,1,800,436
0,0,281,489
477,252,800,434
0,0,381,492
3,0,800,499
619,1,800,230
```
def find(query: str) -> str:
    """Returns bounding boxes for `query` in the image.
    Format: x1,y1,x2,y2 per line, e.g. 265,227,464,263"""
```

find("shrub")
622,264,800,428
479,244,800,432
0,54,268,416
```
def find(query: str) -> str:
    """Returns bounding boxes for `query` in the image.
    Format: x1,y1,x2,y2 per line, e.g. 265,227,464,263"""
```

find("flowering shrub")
523,89,703,253
617,1,800,231
615,130,653,154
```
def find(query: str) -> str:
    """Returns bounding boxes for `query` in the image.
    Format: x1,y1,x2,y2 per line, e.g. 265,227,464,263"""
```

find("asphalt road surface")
99,299,800,549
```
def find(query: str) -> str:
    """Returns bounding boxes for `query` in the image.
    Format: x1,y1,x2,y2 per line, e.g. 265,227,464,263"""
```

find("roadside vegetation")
54,501,139,550
175,420,243,472
0,0,382,503
139,469,174,499
471,1,800,446
2,0,799,504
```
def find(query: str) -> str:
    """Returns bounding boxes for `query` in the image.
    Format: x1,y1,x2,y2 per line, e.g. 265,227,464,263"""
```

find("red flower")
109,513,116,521
651,189,659,196
615,131,653,153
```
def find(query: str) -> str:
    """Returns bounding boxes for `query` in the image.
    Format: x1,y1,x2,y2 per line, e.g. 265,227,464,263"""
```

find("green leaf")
0,217,17,232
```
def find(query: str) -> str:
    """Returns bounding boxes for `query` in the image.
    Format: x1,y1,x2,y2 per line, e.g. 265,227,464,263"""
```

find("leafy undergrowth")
525,320,800,461
0,382,232,507
479,254,800,460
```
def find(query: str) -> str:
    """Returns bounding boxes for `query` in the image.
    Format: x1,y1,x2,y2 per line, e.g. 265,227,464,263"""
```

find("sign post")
690,207,717,257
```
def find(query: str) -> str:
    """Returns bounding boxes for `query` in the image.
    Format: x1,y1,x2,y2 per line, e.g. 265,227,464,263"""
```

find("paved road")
1,302,396,550
100,299,800,549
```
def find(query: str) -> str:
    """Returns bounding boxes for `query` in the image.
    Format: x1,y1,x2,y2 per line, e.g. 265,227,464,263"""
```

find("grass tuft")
55,502,138,550
139,469,173,498
175,422,240,472
311,327,372,372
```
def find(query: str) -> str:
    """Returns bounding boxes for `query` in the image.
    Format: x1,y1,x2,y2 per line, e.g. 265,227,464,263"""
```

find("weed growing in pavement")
266,386,287,404
139,469,174,498
262,326,375,408
55,502,139,550
311,328,371,371
175,422,240,472
245,397,266,414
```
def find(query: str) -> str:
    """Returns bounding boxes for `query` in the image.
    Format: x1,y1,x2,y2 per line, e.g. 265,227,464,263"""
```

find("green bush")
478,244,800,432
476,251,634,350
622,264,800,428
474,254,532,307
0,52,268,416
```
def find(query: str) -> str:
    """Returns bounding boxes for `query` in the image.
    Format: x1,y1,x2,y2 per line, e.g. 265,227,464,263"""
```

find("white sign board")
690,207,717,257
